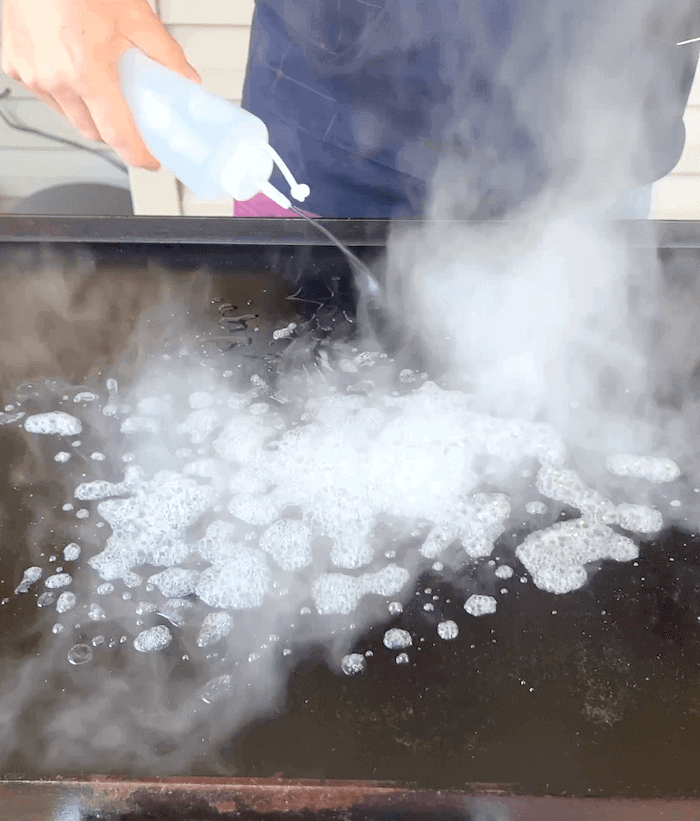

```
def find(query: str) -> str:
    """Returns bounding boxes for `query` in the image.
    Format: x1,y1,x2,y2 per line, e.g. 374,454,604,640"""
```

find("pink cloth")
233,193,317,218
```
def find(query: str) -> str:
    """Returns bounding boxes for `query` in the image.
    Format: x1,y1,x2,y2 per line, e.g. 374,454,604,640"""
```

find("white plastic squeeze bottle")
117,48,311,209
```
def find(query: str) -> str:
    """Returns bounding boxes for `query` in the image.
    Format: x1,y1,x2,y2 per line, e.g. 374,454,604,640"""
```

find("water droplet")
383,628,412,651
437,620,459,640
68,644,93,665
340,653,366,676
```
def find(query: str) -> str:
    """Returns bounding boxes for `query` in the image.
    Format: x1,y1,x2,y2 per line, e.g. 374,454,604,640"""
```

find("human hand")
1,0,202,169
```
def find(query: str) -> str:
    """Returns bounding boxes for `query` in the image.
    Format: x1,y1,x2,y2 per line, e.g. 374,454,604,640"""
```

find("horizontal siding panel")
181,188,232,215
0,148,128,198
686,58,700,106
0,99,110,151
668,143,700,174
651,173,700,219
160,0,254,25
166,25,250,99
683,104,700,141
666,101,700,174
129,167,181,215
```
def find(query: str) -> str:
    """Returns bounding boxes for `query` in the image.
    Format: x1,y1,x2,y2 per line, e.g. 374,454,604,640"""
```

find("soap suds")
133,625,173,653
605,455,680,484
464,595,498,617
516,519,639,595
24,412,82,436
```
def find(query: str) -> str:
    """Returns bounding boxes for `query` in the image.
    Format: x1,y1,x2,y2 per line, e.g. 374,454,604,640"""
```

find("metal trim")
0,216,696,248
0,216,394,246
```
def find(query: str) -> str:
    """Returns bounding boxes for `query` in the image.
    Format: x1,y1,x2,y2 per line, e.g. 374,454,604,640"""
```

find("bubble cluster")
464,595,497,617
536,465,664,535
14,566,42,595
615,504,663,534
437,620,459,640
340,653,367,676
63,544,81,562
259,520,313,572
56,592,76,613
383,628,413,650
516,519,638,594
605,454,680,484
196,612,232,648
24,412,82,436
313,565,410,615
199,674,233,704
495,565,514,580
133,625,173,653
45,574,72,590
5,352,680,674
537,466,616,523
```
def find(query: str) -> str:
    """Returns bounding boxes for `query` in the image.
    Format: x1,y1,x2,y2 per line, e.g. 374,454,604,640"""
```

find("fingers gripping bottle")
117,48,310,209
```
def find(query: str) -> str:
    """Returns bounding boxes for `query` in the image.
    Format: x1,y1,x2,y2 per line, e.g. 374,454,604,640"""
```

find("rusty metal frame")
2,777,700,821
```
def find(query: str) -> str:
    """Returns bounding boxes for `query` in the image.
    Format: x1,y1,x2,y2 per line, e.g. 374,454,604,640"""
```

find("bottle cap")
221,139,312,208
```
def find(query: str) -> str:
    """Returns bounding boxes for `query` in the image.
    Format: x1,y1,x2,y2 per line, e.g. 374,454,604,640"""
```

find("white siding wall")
1,0,700,217
651,59,700,219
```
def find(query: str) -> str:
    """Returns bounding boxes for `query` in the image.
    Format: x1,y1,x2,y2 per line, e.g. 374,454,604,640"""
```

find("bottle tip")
291,184,310,203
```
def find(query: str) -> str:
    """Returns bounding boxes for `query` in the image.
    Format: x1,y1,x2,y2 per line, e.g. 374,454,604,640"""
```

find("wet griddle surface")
222,529,700,797
0,246,699,799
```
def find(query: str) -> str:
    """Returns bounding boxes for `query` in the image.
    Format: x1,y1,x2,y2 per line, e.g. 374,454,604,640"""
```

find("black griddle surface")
0,227,699,800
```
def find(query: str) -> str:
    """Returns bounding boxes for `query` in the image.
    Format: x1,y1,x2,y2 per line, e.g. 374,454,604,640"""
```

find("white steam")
1,0,699,787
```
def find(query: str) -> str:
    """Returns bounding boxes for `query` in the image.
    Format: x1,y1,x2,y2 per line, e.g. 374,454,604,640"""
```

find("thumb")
123,11,202,84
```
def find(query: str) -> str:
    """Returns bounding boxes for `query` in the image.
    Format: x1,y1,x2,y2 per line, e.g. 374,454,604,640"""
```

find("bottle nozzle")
262,144,311,203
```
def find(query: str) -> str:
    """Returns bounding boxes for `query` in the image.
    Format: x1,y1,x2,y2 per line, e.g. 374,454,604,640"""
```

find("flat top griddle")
1,219,700,819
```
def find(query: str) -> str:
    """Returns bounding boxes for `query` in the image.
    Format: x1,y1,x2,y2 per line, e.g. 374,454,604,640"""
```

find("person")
2,0,699,219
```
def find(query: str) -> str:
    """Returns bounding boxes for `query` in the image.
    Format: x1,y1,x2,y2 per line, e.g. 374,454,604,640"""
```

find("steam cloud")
0,0,699,798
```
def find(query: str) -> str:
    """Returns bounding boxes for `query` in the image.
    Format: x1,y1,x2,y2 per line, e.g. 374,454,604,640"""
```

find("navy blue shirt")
242,0,700,218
